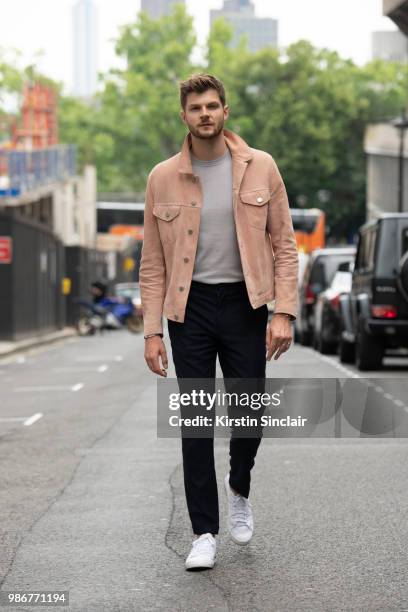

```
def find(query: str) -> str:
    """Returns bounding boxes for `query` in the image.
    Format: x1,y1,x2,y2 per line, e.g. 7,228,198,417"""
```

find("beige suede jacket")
139,129,298,337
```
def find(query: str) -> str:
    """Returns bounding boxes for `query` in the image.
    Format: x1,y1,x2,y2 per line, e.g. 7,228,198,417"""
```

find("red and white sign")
0,237,12,264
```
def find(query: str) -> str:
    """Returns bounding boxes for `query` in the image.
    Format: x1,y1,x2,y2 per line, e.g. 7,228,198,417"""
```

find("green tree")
94,4,198,192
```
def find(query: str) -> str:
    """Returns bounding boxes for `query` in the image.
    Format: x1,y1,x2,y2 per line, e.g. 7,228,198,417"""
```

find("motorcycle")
75,296,143,336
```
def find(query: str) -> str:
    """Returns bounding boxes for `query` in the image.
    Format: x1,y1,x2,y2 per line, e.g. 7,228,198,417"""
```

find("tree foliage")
1,8,408,237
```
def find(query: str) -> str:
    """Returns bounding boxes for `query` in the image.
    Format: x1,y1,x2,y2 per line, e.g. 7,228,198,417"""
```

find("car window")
376,220,398,276
115,286,140,298
291,213,319,234
356,228,377,272
402,226,408,257
355,234,365,270
311,254,355,289
366,229,376,270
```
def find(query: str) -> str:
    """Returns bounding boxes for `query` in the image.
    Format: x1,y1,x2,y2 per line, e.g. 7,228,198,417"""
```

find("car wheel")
300,329,311,346
318,334,336,355
355,317,383,371
126,315,144,334
77,316,94,336
339,338,355,363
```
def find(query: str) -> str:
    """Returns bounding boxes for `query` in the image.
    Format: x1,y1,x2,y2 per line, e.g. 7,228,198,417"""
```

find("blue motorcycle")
76,296,143,336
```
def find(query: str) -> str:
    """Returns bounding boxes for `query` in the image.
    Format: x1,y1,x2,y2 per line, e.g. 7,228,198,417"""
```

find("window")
356,234,366,270
402,227,408,257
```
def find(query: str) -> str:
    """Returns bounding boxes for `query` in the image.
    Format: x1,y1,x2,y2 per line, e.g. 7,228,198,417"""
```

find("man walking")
140,74,298,570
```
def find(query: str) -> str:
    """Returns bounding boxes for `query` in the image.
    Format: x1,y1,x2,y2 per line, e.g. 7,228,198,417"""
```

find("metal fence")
0,212,65,341
0,145,77,197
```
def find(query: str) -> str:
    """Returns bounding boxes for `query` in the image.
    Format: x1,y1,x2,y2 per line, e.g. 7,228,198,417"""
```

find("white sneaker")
224,474,254,545
185,533,216,570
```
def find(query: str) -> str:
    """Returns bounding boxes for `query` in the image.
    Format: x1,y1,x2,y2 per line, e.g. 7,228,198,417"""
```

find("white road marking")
316,352,361,379
311,349,408,413
74,355,123,363
97,364,108,372
52,366,106,373
14,385,73,392
13,383,84,393
15,356,26,364
23,413,43,426
0,413,43,426
71,383,84,392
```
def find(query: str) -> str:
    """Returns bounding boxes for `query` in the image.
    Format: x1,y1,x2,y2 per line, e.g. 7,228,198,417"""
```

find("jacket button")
165,211,170,218
183,257,189,263
188,229,193,235
257,197,263,203
179,286,184,292
191,201,197,206
174,314,179,321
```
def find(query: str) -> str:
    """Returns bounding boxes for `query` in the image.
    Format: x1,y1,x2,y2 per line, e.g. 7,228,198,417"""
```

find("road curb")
0,328,78,359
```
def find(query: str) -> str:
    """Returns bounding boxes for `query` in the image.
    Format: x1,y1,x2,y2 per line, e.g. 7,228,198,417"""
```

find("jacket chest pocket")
153,204,181,244
239,189,270,231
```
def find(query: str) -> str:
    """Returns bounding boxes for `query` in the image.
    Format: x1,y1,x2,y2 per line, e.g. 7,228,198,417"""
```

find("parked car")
339,214,408,370
113,282,142,312
313,262,353,354
113,282,143,332
295,247,356,346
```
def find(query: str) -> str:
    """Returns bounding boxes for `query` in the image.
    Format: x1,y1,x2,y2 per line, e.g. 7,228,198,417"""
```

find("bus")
290,208,325,253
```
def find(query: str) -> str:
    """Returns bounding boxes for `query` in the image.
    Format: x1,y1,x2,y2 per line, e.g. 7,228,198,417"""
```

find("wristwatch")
144,333,164,340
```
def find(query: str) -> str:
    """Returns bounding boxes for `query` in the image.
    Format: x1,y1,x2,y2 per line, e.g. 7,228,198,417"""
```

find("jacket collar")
178,128,253,175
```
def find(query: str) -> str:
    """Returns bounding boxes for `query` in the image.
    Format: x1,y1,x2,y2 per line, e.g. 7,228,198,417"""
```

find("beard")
188,119,224,140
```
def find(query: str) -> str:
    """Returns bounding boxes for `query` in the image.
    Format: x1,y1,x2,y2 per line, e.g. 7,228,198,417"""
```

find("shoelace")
231,494,252,527
191,534,215,554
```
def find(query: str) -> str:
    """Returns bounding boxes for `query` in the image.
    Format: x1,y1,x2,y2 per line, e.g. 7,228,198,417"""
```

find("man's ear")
180,109,186,125
224,105,230,121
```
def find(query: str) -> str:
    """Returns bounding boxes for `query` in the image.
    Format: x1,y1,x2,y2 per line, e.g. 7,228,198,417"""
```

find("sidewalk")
0,327,77,358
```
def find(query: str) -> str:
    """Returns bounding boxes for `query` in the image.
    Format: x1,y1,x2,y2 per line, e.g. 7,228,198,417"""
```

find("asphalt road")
0,328,408,611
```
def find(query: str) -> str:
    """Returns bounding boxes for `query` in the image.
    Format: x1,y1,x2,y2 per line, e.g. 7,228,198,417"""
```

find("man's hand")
266,314,293,361
144,336,168,377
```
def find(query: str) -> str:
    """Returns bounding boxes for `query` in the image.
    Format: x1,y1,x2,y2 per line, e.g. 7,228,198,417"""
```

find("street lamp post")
392,112,408,214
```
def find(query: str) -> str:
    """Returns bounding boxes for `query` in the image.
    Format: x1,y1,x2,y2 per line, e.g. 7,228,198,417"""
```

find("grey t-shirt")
191,149,244,284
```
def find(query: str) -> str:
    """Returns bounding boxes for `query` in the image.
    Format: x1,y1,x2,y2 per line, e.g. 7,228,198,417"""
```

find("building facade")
210,0,278,53
365,125,408,217
72,0,98,98
140,0,185,19
384,0,408,34
363,1,408,219
372,30,408,62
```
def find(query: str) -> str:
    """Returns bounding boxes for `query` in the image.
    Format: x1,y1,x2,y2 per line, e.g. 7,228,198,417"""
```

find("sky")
0,0,396,95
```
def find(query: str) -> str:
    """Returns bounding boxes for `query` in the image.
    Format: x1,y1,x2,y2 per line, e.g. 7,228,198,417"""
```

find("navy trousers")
168,280,268,535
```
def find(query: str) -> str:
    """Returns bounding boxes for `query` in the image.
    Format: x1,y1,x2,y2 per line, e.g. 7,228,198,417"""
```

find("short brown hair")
179,74,226,110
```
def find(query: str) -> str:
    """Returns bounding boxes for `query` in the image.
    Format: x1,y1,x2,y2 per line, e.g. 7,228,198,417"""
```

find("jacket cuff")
143,317,163,337
274,311,296,321
274,301,297,320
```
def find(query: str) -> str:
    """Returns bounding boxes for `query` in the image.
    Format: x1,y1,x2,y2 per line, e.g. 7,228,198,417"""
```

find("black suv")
339,214,408,370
